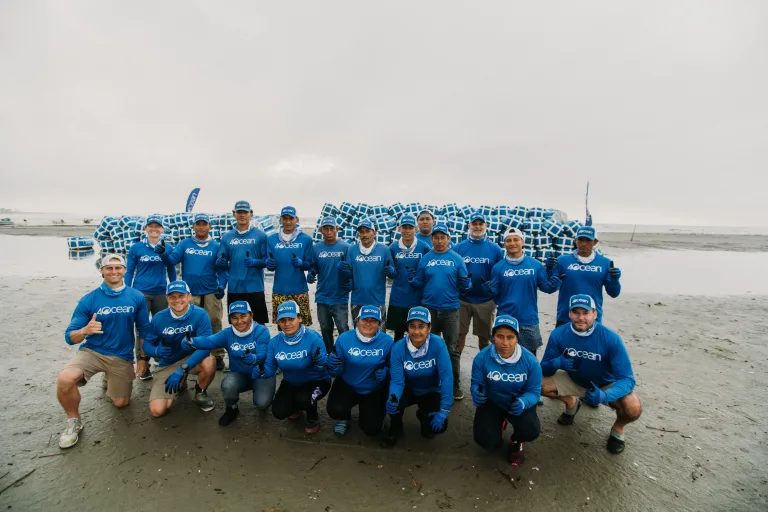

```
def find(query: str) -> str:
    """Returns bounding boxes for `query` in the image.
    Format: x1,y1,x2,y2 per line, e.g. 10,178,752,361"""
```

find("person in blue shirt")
58,254,150,449
381,307,454,448
546,226,622,327
455,212,504,363
326,306,394,436
217,200,270,325
408,224,471,400
484,228,561,355
415,210,435,247
266,206,315,327
471,315,542,466
338,219,395,325
126,214,177,379
387,214,430,342
142,281,216,418
307,217,350,351
157,213,228,370
184,301,274,426
540,295,642,454
252,300,330,433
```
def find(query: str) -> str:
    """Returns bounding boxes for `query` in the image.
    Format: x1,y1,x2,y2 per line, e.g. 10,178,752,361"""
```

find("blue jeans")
220,372,276,409
317,303,350,352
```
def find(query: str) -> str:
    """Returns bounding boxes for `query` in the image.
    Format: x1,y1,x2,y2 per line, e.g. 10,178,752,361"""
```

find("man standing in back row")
415,210,435,248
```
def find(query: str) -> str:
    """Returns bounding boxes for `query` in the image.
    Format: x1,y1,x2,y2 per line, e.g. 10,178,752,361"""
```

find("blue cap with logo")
431,223,450,236
407,306,432,325
233,200,251,212
468,212,486,224
193,213,210,224
569,294,596,311
320,216,337,228
492,314,519,334
357,219,376,231
280,206,297,218
576,226,596,240
144,215,164,228
357,305,382,322
228,301,252,316
276,300,299,320
399,214,417,227
166,280,190,295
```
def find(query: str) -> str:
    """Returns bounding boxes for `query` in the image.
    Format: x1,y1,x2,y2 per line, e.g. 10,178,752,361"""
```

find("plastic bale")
543,209,556,219
313,230,323,242
479,205,493,217
405,202,422,215
357,203,372,217
532,234,550,247
372,204,388,216
486,215,503,233
99,240,115,252
536,248,554,262
563,220,583,237
495,205,511,216
376,232,392,244
391,231,402,243
446,216,466,233
434,214,448,226
526,218,543,234
512,206,528,217
506,215,525,229
459,205,475,218
443,203,459,217
523,247,536,258
321,203,339,217
343,226,356,240
388,202,405,217
339,201,358,218
542,218,565,237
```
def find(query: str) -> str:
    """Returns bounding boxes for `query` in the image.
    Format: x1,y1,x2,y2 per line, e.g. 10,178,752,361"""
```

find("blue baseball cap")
569,294,596,311
320,216,337,228
576,226,596,240
399,214,417,227
193,213,210,224
418,209,435,220
357,305,382,322
407,306,431,325
357,219,376,231
276,300,299,320
468,212,486,224
492,315,519,334
280,206,297,218
144,215,164,228
233,200,251,212
228,301,252,316
431,223,450,236
166,280,190,295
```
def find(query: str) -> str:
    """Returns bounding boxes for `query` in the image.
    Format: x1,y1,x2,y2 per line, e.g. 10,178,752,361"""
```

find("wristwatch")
139,356,151,362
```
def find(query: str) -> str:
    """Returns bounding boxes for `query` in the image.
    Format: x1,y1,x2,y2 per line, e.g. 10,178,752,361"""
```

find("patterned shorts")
271,292,313,326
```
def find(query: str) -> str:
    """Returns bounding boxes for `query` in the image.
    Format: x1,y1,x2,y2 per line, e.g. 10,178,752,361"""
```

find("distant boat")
83,218,95,224
0,217,13,226
52,219,66,224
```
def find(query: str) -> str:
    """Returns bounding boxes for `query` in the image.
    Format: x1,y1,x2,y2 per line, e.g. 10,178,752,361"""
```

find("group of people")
56,200,641,467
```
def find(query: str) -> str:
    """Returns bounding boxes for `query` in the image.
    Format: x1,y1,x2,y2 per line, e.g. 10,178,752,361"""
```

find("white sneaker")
59,418,83,449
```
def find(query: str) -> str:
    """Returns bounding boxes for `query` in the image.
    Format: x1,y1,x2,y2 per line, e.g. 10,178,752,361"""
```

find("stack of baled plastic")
93,213,278,254
313,203,581,263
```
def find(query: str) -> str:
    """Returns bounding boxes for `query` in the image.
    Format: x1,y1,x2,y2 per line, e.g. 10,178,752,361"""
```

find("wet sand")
1,246,767,511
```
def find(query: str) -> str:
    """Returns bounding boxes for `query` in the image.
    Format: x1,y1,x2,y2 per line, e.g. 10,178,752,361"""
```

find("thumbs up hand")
82,313,104,336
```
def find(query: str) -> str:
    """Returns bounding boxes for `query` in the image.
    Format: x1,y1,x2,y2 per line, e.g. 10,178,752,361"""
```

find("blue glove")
181,333,195,351
458,275,471,292
311,347,325,372
429,410,449,432
291,257,304,268
546,256,557,270
386,394,400,415
244,256,257,268
482,279,497,295
384,265,396,278
214,287,225,300
265,258,276,271
608,267,621,280
154,344,174,359
584,382,608,406
215,255,228,269
241,353,258,366
251,364,266,379
153,242,166,255
326,352,343,373
471,384,487,407
342,280,353,292
509,398,526,416
374,366,388,382
338,260,352,276
164,368,185,394
406,266,417,281
306,271,317,284
546,275,562,289
553,355,575,371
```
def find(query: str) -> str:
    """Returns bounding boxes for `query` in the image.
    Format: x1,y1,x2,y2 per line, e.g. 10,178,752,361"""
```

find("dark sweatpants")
389,388,447,439
326,377,388,436
473,401,540,451
271,379,331,421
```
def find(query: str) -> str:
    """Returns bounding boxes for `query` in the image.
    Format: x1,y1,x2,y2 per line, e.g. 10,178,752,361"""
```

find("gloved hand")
153,241,166,255
251,364,266,379
429,410,449,432
326,352,343,372
215,254,228,269
244,256,257,268
458,274,471,291
471,384,487,407
291,256,304,268
553,355,575,371
406,266,417,281
374,365,388,382
241,353,258,366
583,382,608,406
311,347,325,371
306,271,317,284
342,280,353,292
164,367,185,394
608,266,621,280
482,279,498,295
386,394,400,415
546,274,562,288
337,260,352,276
508,398,526,416
155,343,174,360
214,287,225,300
384,265,396,278
265,258,277,271
546,256,557,270
181,332,195,351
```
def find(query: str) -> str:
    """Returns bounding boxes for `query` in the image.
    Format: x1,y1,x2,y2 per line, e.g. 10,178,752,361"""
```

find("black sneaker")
218,406,239,426
138,367,153,380
381,424,402,448
507,441,525,466
580,397,599,409
453,385,465,401
607,435,625,454
557,401,581,426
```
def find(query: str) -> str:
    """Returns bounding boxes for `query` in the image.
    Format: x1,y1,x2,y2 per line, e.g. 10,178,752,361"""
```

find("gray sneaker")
59,418,83,449
194,389,214,412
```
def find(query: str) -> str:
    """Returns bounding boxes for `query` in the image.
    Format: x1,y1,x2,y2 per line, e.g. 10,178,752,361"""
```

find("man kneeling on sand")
540,294,642,454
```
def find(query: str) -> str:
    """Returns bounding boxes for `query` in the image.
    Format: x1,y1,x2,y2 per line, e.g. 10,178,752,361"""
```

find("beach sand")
0,237,766,511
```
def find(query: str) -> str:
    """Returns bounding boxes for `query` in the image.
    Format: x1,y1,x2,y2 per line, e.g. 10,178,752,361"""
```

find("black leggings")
473,401,540,451
272,379,331,421
390,389,447,439
326,377,388,436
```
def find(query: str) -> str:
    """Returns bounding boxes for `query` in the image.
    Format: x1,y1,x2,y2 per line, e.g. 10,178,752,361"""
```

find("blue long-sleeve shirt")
551,252,621,323
142,305,213,368
189,322,271,377
541,323,635,402
65,286,150,361
415,233,433,248
411,250,471,310
389,335,454,412
310,240,350,305
220,227,269,293
267,232,314,295
329,330,394,394
125,242,177,295
454,237,504,304
388,240,431,308
346,242,394,307
262,329,329,385
471,345,542,410
161,238,227,296
490,256,559,325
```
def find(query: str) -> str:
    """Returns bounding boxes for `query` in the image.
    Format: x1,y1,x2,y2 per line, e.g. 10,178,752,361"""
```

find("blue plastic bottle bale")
434,214,447,225
371,204,387,216
313,230,323,242
523,247,536,257
445,216,465,233
388,202,405,217
357,203,372,217
67,237,95,249
479,205,493,217
443,203,459,217
536,247,554,262
391,231,402,243
526,207,547,218
422,204,438,215
527,218,543,234
340,201,358,217
404,202,422,215
343,226,356,240
450,233,464,245
512,206,528,217
495,205,511,216
563,220,583,237
375,231,392,244
486,215,503,233
543,209,556,219
459,205,474,218
321,203,339,217
542,218,565,237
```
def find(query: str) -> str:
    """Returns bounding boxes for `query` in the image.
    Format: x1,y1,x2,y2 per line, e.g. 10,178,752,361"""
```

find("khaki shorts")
64,348,134,399
550,370,614,398
459,299,496,338
272,292,313,326
190,294,224,357
150,355,203,401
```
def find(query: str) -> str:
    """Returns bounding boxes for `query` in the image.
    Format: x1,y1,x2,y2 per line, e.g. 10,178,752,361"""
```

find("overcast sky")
1,1,766,225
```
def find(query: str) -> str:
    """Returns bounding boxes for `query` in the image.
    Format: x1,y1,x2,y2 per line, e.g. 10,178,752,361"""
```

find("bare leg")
540,377,577,408
57,368,85,419
111,397,130,408
149,398,174,417
609,392,642,434
477,336,490,350
457,334,467,354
